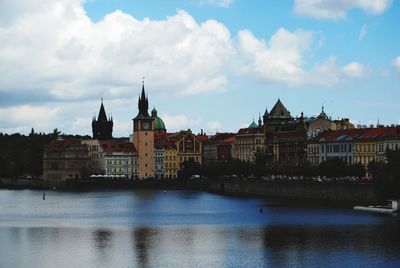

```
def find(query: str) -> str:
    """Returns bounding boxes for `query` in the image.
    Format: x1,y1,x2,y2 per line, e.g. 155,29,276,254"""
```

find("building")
263,99,293,161
272,113,307,167
103,140,138,179
217,136,236,162
308,129,356,165
81,139,105,174
306,106,337,139
307,127,400,177
203,132,234,164
154,132,167,179
43,138,90,181
132,83,155,179
92,99,113,140
235,119,264,162
164,142,178,179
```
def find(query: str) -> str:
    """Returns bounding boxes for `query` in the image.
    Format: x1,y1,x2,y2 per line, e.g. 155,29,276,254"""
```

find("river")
0,189,399,267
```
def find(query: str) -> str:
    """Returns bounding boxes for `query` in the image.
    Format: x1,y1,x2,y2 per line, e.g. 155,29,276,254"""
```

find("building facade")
235,120,264,163
81,139,105,174
272,114,307,167
43,138,90,181
103,141,138,179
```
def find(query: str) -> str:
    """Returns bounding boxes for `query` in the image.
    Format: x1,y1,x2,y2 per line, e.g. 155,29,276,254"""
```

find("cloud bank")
0,0,368,134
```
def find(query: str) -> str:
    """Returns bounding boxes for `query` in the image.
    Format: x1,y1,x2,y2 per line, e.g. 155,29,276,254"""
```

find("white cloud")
0,1,370,134
359,24,368,40
394,56,400,72
0,105,60,133
236,29,363,87
294,0,392,20
201,0,234,7
161,113,202,132
342,62,368,78
207,121,221,132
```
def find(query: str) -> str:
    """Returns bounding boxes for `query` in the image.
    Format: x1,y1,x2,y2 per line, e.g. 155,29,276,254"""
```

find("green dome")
154,116,166,131
248,120,258,128
151,107,166,131
318,106,330,120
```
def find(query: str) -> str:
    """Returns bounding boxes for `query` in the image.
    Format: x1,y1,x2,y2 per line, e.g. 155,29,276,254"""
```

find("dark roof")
263,107,269,117
237,127,260,135
268,99,293,119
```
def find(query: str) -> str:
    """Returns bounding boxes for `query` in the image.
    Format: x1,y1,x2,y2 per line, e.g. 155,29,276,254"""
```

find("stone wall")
209,180,378,204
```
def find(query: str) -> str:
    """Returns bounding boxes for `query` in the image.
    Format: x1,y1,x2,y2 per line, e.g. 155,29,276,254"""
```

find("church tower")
92,99,113,140
132,82,155,179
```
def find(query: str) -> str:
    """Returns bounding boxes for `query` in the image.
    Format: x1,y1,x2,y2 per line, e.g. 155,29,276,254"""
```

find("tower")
92,99,113,140
132,82,155,179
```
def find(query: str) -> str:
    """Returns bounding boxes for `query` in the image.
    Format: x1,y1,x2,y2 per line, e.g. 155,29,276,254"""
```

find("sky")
0,0,399,137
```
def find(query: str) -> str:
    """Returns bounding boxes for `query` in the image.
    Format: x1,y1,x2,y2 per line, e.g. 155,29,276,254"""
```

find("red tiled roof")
101,140,137,153
46,138,81,151
196,134,209,142
220,136,236,145
316,127,400,142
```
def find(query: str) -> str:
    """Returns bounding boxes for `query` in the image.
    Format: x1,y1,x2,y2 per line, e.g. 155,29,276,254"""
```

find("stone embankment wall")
208,180,379,204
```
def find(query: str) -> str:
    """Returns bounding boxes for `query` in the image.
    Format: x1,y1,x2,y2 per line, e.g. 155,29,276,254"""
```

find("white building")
102,141,138,179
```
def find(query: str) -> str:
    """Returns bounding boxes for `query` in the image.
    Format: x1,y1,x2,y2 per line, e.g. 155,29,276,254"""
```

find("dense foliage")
369,150,400,198
0,129,90,178
181,154,366,181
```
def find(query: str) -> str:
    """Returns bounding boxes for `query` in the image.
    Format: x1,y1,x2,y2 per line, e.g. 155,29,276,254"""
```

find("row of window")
106,159,138,165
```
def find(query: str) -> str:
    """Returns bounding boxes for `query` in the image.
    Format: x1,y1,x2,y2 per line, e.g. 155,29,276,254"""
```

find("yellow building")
160,130,204,178
164,145,178,179
353,141,377,166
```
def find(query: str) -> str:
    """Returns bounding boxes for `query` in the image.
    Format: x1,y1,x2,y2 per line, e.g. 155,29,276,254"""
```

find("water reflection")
0,190,399,267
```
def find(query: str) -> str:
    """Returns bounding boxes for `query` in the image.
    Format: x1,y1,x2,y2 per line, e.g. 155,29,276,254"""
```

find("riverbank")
0,177,382,205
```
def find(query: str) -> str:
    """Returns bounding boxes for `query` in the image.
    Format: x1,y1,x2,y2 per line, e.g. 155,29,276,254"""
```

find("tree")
179,159,201,180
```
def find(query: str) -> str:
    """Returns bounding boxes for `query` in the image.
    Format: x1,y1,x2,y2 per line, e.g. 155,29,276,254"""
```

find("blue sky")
0,0,399,136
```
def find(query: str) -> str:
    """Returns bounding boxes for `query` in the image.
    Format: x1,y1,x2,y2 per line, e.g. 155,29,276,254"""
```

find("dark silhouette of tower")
92,99,113,140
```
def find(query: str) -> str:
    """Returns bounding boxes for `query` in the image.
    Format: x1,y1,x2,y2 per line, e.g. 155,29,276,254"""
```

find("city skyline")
0,0,399,137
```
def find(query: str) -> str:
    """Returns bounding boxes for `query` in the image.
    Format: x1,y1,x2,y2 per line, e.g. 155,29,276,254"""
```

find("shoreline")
0,177,384,206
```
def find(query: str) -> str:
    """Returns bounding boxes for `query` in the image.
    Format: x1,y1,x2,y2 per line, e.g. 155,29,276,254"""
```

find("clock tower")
132,82,155,179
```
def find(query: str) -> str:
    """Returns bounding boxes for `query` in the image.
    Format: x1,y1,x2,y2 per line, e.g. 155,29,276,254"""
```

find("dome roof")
154,116,166,131
318,106,330,120
248,120,258,128
151,107,166,131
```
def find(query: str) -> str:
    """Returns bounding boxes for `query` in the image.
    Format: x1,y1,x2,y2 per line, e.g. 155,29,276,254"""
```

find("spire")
258,113,262,127
135,79,151,119
98,98,107,122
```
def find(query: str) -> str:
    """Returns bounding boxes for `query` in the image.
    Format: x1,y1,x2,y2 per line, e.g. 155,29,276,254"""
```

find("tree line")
0,129,90,178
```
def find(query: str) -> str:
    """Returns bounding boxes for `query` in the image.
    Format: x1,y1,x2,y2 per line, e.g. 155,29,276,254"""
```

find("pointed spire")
98,98,107,122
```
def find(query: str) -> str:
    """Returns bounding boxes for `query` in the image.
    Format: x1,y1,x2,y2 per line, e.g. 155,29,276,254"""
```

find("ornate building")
132,83,155,179
263,99,293,161
272,113,307,167
235,119,264,162
92,99,113,140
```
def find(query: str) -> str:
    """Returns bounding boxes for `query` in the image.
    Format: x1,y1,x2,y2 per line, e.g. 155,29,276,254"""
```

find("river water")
0,189,399,267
